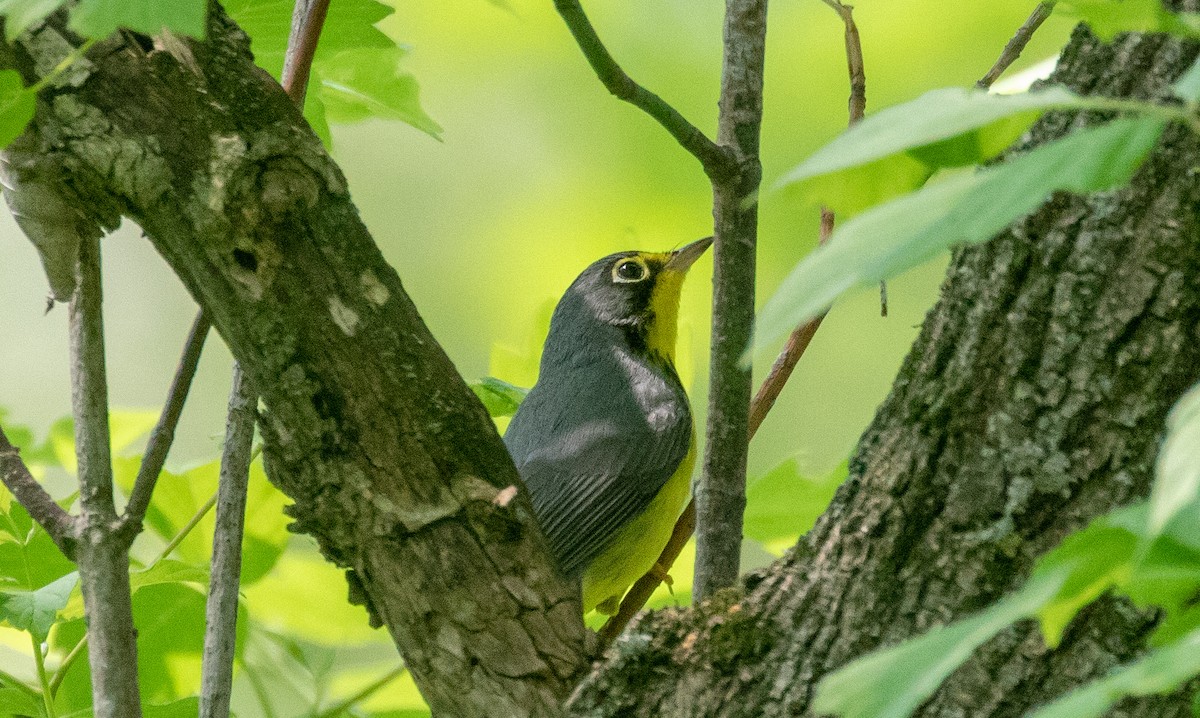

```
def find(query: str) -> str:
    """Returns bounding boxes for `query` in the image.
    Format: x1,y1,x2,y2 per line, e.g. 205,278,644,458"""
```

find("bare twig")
199,366,257,718
599,0,867,644
0,426,76,557
977,2,1058,90
69,236,142,718
819,0,884,314
120,310,210,536
280,0,331,105
692,0,768,600
200,2,321,712
552,0,734,180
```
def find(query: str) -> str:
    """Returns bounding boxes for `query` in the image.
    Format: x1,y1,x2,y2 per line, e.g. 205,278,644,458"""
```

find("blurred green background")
0,0,1075,714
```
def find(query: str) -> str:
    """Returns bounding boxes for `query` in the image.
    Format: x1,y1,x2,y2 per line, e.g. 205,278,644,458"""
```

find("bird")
503,237,711,614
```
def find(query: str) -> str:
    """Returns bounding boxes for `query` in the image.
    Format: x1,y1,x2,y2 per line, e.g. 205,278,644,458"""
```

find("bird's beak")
666,237,713,273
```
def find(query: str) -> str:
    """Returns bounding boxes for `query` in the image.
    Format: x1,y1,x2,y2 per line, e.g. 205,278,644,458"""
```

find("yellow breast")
580,431,695,614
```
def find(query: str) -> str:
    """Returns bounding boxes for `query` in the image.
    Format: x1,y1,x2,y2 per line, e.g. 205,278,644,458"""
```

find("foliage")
0,412,427,717
0,0,439,156
223,0,440,148
753,52,1200,353
813,380,1200,718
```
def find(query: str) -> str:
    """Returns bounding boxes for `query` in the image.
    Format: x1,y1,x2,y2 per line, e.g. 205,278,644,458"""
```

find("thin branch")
552,0,734,180
977,2,1058,90
48,634,87,698
692,0,769,600
70,236,116,527
0,426,76,557
600,0,868,644
200,1,320,711
70,235,142,718
281,0,331,105
199,365,257,718
120,310,210,537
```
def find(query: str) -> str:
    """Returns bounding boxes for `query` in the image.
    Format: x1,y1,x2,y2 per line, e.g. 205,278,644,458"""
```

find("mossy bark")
570,20,1200,718
2,10,588,717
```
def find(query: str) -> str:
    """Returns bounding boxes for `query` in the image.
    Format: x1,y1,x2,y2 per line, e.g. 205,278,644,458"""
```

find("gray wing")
504,364,691,578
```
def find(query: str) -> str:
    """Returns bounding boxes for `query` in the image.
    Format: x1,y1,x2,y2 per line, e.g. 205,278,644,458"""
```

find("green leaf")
1031,504,1144,645
0,69,34,148
744,459,846,544
470,377,528,418
1057,0,1200,40
133,559,209,591
753,117,1165,354
0,571,78,641
318,47,442,138
69,0,206,39
44,409,158,473
779,87,1084,190
1172,57,1200,103
305,85,333,150
1025,627,1200,718
225,0,394,79
0,0,65,40
812,569,1068,718
144,696,202,718
1147,381,1200,539
0,501,76,590
0,687,41,717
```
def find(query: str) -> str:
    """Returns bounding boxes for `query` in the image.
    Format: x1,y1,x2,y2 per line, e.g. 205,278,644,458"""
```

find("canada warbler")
504,237,711,614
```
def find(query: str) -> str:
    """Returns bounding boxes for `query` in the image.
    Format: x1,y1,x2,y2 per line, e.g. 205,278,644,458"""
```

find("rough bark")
2,9,588,717
569,22,1200,718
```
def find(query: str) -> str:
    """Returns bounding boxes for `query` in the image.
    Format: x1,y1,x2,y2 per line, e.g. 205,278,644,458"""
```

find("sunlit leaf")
1172,56,1200,103
1146,381,1200,539
1031,503,1143,646
133,559,210,590
1025,627,1200,718
0,570,77,641
318,47,442,138
1057,0,1200,40
0,70,35,148
69,0,206,38
305,83,333,149
0,0,63,39
0,500,75,590
753,117,1165,354
0,687,41,717
812,569,1068,718
744,459,846,544
145,696,202,718
778,87,1084,191
242,550,378,645
225,0,393,79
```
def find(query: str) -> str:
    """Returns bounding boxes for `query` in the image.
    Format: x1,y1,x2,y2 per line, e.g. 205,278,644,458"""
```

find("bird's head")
552,237,712,363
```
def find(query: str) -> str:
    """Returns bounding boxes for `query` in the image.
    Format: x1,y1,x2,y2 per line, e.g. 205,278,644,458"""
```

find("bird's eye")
613,259,648,283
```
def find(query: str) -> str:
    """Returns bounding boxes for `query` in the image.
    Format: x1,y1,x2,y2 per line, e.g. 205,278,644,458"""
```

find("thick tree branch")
120,310,210,536
571,20,1200,718
2,11,588,716
0,425,76,557
693,0,768,599
977,2,1058,90
199,365,257,718
552,0,734,180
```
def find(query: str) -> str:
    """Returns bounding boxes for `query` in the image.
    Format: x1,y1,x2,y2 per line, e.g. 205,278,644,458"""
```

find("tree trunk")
2,10,588,717
569,21,1200,718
